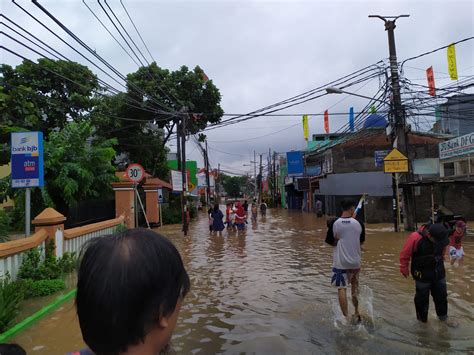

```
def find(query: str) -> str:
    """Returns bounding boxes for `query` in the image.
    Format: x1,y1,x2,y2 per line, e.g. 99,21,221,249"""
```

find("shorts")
236,222,245,231
331,268,360,289
449,246,464,260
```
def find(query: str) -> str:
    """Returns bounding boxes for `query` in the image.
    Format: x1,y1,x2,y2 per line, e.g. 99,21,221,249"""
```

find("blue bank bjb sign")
11,132,44,188
286,151,304,176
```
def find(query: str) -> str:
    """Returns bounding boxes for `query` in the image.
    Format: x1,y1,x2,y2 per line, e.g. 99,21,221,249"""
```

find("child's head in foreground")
76,228,190,355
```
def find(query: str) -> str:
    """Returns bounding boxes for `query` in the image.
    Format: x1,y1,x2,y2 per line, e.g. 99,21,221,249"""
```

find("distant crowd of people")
207,200,267,236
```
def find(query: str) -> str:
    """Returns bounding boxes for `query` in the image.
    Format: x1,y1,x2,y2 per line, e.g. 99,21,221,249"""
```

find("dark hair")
0,344,26,355
213,203,219,212
76,228,190,355
341,199,355,211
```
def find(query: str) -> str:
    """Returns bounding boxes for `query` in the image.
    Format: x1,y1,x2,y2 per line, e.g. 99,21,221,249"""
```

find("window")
443,162,455,177
455,160,469,176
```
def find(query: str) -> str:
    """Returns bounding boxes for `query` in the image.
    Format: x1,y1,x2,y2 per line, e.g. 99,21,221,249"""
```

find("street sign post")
126,163,145,183
383,148,408,173
125,164,149,229
383,148,408,231
11,132,44,236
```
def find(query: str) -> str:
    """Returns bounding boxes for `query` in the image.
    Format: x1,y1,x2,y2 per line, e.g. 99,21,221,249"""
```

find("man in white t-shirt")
326,199,365,321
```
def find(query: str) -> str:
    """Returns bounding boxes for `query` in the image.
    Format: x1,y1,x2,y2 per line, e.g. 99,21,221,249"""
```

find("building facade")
304,128,445,223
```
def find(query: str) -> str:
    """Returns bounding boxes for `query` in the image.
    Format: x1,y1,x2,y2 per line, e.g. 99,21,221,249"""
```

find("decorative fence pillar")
32,208,66,256
143,178,160,226
112,181,136,228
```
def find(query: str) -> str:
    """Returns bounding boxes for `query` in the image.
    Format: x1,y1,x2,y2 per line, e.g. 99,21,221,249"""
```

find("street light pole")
370,14,414,231
325,87,389,103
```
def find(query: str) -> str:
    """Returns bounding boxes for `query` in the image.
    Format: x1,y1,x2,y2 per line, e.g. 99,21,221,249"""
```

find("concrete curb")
0,288,77,343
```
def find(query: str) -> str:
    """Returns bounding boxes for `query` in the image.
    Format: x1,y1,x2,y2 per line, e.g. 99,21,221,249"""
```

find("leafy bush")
17,279,65,298
18,243,75,281
0,209,11,242
57,252,77,274
18,246,60,281
114,224,127,233
0,275,23,332
162,204,181,224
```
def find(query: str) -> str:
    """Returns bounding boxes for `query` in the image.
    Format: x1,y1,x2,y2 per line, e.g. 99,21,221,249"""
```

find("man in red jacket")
400,223,453,324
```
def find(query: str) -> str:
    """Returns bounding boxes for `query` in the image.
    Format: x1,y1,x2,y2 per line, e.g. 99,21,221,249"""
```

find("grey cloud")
2,0,473,174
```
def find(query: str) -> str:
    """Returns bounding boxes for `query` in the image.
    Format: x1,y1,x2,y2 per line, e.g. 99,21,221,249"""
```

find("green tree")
91,93,169,177
0,59,100,165
221,174,247,198
44,121,117,212
91,63,223,178
0,122,117,220
0,59,99,130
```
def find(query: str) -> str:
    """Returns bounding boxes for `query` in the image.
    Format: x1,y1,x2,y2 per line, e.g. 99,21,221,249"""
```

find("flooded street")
14,209,473,354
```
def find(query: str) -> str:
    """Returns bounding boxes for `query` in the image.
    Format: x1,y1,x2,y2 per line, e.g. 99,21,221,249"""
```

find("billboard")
286,151,304,176
439,132,474,160
167,160,197,186
171,170,183,192
11,132,44,188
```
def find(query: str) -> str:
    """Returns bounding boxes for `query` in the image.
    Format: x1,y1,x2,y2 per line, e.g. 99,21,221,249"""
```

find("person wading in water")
326,199,365,323
400,223,457,326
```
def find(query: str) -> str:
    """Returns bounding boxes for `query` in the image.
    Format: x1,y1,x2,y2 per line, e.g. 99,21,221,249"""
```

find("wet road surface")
13,208,474,354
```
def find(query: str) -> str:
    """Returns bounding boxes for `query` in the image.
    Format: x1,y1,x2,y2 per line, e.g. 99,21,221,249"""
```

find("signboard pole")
11,131,44,236
134,183,138,228
159,204,163,228
395,173,401,231
25,188,31,237
135,185,150,229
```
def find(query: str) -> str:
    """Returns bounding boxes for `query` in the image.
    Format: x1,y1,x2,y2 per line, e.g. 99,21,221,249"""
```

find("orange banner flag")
426,66,436,96
324,110,329,133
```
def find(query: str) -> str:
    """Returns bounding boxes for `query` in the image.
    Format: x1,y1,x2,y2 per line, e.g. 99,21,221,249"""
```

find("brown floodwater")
13,209,473,354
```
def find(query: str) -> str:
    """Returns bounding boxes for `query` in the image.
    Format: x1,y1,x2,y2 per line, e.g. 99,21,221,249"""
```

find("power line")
82,0,141,67
23,0,175,112
1,45,172,117
400,36,474,72
89,0,182,108
120,0,156,63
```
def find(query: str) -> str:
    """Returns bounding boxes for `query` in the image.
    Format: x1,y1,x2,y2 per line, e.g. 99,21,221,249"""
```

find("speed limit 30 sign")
126,163,145,183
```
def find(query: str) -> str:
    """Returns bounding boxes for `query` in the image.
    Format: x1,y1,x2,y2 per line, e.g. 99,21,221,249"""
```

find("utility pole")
272,151,277,207
204,140,211,207
253,150,257,200
217,163,220,203
370,14,414,231
258,154,263,204
181,113,189,235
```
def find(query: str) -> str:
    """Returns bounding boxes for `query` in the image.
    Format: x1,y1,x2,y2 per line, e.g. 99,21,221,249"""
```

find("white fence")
0,230,47,280
62,225,117,256
0,215,124,281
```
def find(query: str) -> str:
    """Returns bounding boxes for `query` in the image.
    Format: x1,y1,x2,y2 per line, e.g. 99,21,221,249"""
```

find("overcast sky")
2,0,473,175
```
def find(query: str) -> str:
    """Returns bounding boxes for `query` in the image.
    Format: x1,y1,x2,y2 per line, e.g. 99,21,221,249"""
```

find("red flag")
324,110,329,133
426,66,436,96
202,72,209,83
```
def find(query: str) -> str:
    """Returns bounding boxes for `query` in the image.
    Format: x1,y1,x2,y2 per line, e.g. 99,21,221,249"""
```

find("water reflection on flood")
13,209,474,354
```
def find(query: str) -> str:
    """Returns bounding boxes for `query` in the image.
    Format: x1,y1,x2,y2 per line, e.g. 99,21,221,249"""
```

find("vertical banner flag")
447,44,458,80
324,110,329,134
426,66,436,96
349,107,355,132
302,114,309,141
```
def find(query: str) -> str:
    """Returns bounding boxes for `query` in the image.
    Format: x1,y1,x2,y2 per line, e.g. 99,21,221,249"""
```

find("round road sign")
126,163,145,183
